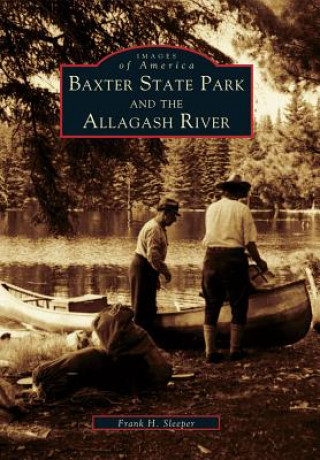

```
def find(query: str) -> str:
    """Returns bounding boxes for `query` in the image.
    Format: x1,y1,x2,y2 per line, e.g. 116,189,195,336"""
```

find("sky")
262,0,288,15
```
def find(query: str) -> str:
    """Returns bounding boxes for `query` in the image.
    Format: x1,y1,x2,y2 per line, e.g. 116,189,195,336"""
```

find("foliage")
224,0,320,88
0,0,231,233
2,89,319,211
0,124,10,209
0,124,32,209
202,138,230,203
0,0,319,223
162,138,230,207
235,90,319,209
106,140,164,210
162,139,188,202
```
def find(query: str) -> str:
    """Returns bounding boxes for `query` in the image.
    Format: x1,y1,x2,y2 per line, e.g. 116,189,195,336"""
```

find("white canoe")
0,279,312,347
0,281,107,333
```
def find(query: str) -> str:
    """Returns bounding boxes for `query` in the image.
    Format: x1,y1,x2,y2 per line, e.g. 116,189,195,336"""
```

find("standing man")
129,197,180,335
202,174,268,363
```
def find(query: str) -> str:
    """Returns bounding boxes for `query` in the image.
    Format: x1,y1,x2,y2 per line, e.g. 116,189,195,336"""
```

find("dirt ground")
1,329,320,460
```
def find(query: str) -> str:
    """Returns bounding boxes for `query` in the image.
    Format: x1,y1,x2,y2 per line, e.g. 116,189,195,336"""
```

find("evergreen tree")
202,139,230,203
112,162,134,210
248,137,263,161
280,88,318,205
131,140,163,208
186,139,207,207
255,115,275,160
240,91,319,211
0,124,10,209
110,141,164,210
162,139,189,204
0,0,231,233
259,115,273,133
161,139,209,207
229,138,251,171
0,125,30,208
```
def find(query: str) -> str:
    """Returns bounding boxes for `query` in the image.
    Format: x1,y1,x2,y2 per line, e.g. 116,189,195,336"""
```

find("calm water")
0,209,320,320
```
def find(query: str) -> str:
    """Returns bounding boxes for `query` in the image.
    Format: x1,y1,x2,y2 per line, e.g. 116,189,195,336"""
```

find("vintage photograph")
0,1,320,458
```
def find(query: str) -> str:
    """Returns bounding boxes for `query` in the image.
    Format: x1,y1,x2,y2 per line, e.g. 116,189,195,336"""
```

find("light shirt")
135,218,170,275
203,197,257,248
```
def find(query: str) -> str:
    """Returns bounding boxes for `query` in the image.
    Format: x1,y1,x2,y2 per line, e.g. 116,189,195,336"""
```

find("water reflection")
0,263,202,309
0,210,319,308
1,208,320,240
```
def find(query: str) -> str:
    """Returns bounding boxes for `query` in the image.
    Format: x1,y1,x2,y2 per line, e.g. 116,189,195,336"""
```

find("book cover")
0,1,319,458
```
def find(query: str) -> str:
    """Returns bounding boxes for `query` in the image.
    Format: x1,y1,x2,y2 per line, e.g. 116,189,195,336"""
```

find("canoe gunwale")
0,278,312,347
157,278,309,316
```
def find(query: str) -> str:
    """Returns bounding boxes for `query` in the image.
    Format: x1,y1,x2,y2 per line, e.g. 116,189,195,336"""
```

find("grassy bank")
1,330,320,459
0,334,69,376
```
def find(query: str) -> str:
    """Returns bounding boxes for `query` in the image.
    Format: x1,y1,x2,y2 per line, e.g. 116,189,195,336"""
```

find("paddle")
249,264,276,289
305,267,320,326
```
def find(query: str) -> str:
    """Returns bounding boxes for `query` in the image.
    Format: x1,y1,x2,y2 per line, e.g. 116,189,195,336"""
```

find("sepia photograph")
0,1,320,459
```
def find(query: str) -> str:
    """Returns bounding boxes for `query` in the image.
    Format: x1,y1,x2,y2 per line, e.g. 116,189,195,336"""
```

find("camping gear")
33,305,172,401
93,304,172,388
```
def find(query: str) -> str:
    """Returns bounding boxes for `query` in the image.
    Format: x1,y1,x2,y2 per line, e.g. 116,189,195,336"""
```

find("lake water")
0,208,320,323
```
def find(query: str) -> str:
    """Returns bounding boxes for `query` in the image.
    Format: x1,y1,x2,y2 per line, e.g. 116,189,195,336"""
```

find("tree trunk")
273,202,280,219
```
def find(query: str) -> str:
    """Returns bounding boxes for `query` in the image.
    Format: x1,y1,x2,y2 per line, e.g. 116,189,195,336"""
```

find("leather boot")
230,324,247,361
203,324,223,363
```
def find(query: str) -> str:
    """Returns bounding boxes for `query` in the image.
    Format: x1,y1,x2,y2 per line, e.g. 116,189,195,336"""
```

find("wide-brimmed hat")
157,197,181,216
216,173,251,196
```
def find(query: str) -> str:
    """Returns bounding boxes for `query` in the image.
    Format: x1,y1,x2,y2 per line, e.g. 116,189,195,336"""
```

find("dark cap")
157,197,181,216
216,173,251,197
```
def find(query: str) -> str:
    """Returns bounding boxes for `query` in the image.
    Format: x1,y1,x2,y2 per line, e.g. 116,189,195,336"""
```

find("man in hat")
202,174,268,362
129,197,180,335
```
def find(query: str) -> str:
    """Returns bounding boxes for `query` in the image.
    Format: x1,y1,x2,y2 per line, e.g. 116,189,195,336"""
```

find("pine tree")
0,125,10,209
162,139,188,204
280,88,318,206
0,125,30,208
202,139,230,203
131,140,163,207
255,116,275,160
0,0,232,233
229,138,251,171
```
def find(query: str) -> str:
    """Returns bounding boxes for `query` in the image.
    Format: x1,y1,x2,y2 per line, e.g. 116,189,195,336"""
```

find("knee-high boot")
203,324,222,363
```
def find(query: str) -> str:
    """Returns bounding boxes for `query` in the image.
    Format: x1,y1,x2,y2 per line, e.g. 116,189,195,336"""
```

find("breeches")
202,248,250,325
129,253,159,333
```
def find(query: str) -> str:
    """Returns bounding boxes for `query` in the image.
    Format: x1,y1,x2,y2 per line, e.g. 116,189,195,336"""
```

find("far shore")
3,206,320,214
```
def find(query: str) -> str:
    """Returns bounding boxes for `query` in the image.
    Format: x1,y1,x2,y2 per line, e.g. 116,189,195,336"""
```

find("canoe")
0,279,312,347
154,279,312,347
0,281,108,333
